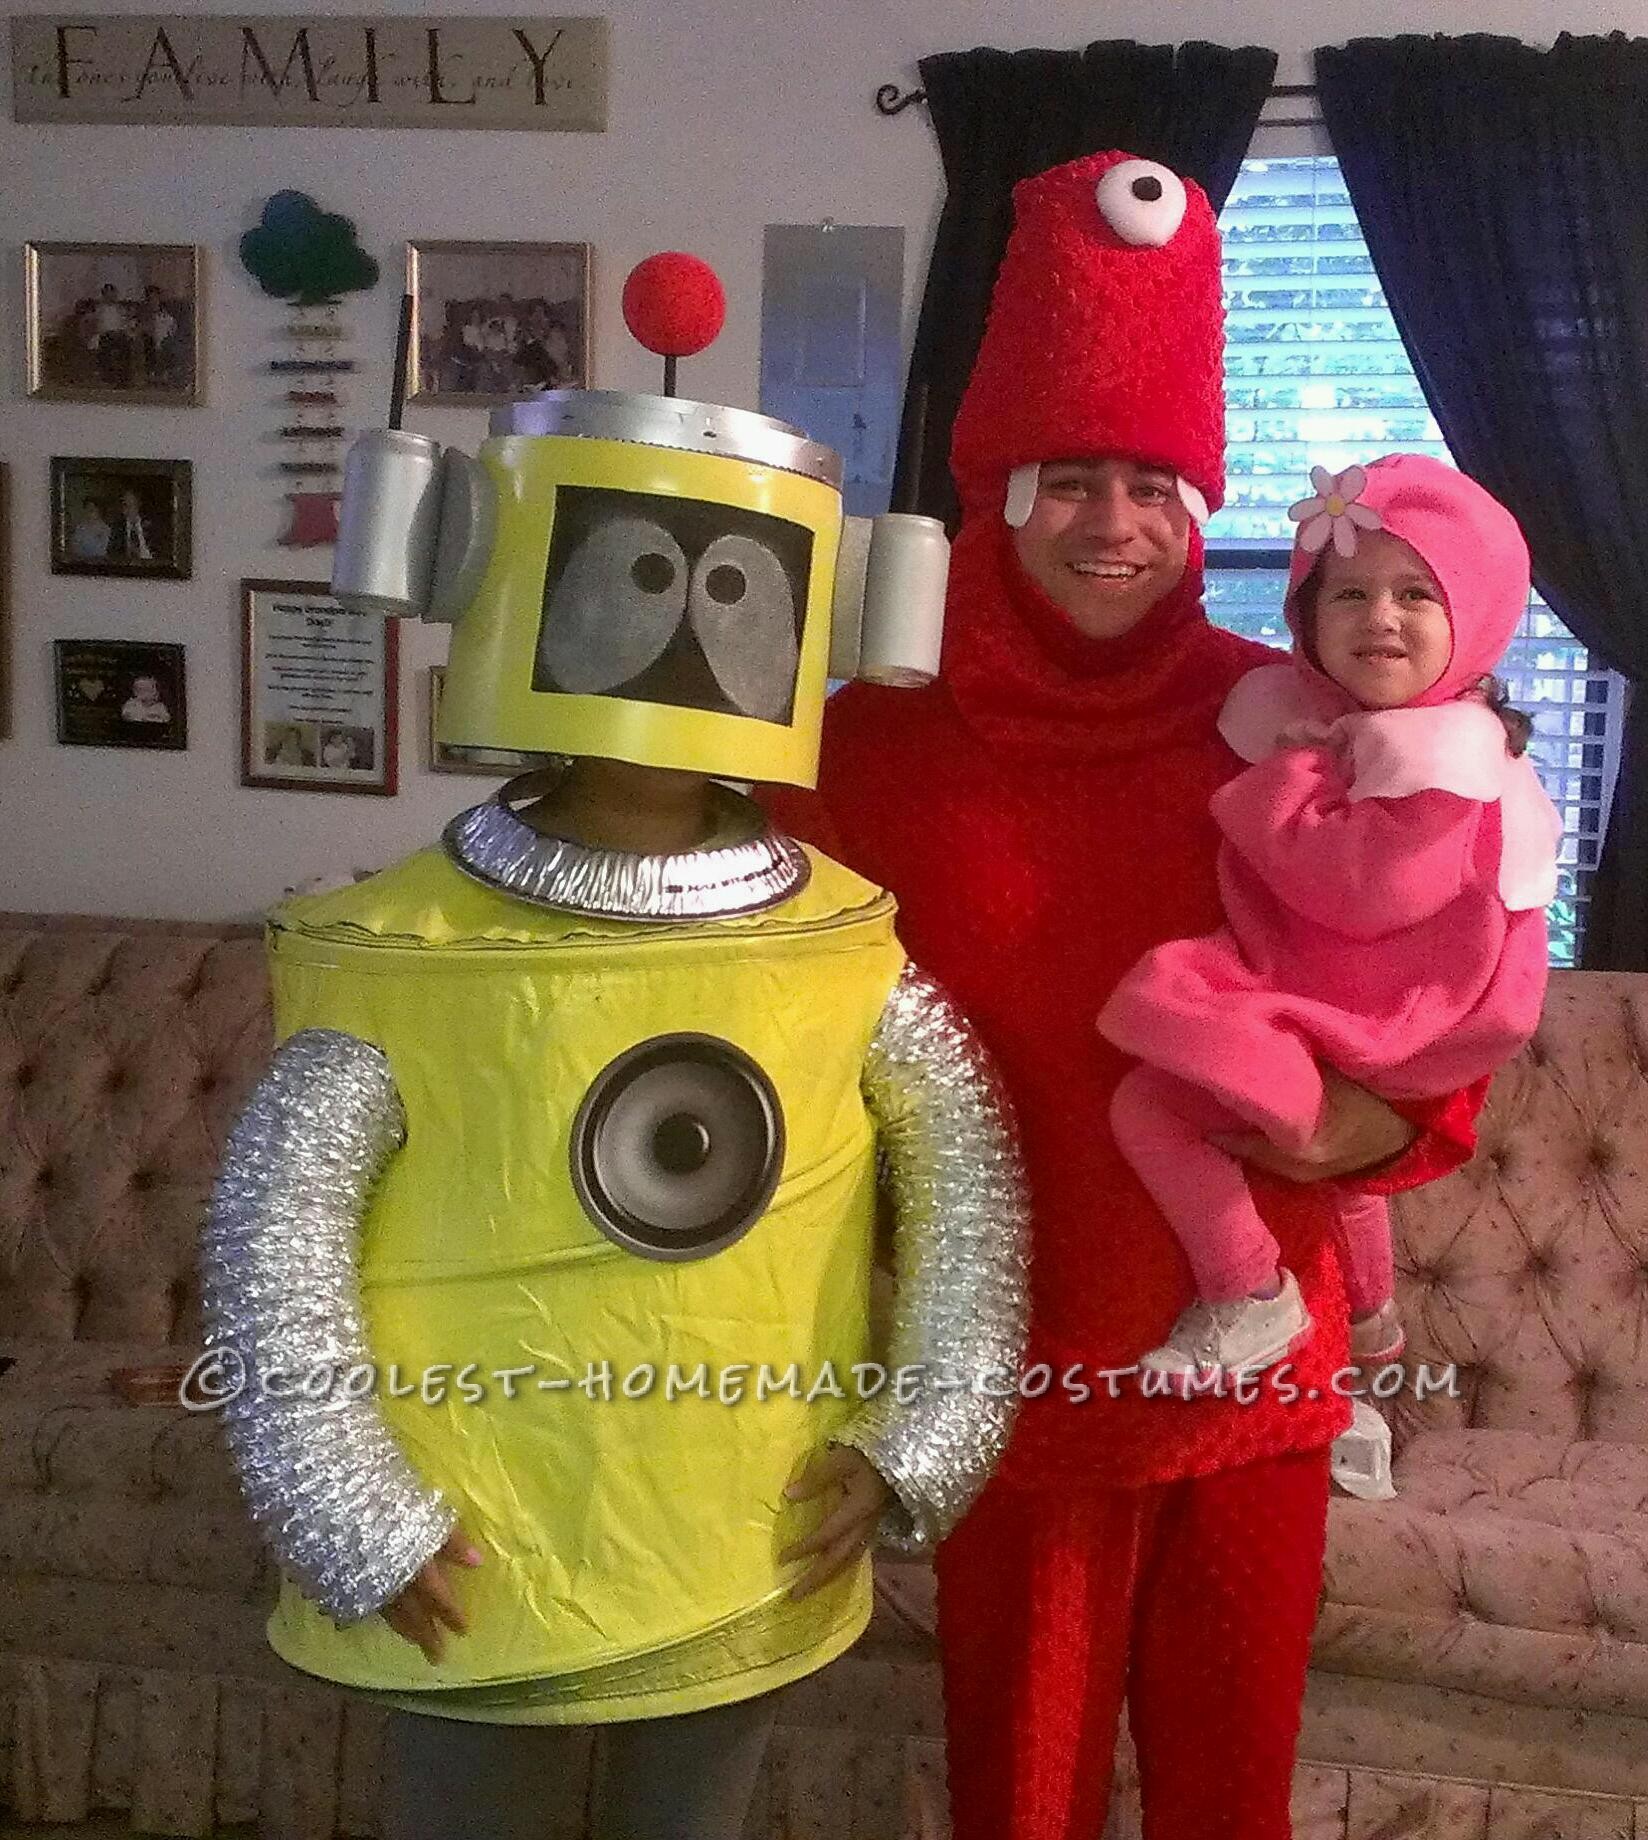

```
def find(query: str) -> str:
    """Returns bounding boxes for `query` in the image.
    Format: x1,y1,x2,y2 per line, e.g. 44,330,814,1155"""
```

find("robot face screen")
533,486,813,725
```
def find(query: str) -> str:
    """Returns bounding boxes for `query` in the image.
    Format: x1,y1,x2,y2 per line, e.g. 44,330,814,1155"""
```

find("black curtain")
892,40,1276,531
1316,34,1648,969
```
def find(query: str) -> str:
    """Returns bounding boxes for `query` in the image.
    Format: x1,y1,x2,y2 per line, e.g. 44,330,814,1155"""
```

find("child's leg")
380,1711,579,1840
380,1693,781,1840
593,1692,780,1839
1333,1190,1395,1318
1110,1066,1284,1304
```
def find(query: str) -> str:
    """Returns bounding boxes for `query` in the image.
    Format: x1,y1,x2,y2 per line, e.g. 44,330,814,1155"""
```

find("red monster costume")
764,152,1480,1840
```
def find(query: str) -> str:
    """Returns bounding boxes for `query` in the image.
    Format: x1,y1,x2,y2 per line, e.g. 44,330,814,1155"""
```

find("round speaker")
570,1033,786,1261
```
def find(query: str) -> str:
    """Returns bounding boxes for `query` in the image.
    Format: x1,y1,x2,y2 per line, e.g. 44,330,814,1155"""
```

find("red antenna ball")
622,253,726,358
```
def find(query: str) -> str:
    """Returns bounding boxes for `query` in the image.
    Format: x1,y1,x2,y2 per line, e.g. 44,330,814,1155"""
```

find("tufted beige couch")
1,911,1645,1839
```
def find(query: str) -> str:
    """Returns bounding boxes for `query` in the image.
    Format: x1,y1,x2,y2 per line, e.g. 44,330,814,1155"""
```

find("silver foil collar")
443,772,811,922
838,966,1030,1552
200,1029,455,1625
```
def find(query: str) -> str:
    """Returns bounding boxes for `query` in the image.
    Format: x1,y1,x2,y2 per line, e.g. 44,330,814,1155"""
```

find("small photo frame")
27,242,202,405
51,456,192,579
241,579,398,796
55,639,187,751
407,240,590,406
426,665,547,777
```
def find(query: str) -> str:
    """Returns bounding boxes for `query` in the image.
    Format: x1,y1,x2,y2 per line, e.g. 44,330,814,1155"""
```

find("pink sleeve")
1211,751,1495,939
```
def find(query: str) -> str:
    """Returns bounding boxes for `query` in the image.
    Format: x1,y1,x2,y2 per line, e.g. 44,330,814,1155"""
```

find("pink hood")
1283,454,1531,710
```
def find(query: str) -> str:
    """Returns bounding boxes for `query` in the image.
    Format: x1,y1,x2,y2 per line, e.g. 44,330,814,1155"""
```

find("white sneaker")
1139,1271,1313,1396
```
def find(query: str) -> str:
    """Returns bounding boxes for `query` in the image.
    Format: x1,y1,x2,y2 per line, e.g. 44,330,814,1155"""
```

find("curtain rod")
875,80,1319,115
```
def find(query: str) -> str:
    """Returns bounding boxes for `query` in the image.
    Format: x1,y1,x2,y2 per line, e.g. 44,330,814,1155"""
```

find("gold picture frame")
26,242,203,406
406,239,590,407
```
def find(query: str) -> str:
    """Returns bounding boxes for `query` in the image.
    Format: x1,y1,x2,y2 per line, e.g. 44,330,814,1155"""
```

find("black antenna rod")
388,292,413,429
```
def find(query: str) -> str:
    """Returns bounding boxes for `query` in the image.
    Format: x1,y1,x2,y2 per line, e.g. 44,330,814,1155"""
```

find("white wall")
2,0,1644,918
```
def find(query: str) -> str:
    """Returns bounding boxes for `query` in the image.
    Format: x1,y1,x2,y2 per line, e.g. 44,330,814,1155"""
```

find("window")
1206,155,1623,967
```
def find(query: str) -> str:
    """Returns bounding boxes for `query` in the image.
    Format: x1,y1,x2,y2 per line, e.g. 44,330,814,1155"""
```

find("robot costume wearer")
200,261,1027,1830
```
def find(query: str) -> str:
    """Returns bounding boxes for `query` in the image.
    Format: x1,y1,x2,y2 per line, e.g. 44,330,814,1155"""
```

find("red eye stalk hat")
950,151,1226,530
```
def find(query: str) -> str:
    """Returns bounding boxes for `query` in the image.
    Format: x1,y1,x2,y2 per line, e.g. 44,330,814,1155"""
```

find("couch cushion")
0,1340,265,1594
0,916,270,1345
1389,973,1648,1449
1315,1428,1648,1718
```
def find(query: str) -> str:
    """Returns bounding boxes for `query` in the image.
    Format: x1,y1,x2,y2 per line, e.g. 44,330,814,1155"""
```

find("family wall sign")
9,15,608,130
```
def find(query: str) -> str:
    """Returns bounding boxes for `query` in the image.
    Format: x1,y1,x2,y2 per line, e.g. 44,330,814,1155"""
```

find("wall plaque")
11,16,608,130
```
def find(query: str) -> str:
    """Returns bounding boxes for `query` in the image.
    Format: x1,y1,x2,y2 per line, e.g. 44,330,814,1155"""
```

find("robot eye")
537,516,687,694
687,534,800,723
1093,160,1188,248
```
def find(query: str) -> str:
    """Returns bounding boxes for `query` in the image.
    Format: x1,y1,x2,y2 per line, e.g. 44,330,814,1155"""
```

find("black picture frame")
54,638,187,750
51,455,193,580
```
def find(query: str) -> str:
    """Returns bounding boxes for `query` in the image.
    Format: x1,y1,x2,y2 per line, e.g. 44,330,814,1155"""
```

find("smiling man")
1007,455,1193,640
762,150,1485,1840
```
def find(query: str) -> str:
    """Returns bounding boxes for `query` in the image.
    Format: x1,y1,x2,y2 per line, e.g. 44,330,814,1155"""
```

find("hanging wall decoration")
238,190,378,549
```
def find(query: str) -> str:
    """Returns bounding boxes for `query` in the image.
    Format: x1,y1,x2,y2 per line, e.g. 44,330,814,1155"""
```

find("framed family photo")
407,240,589,406
241,579,398,796
27,242,202,405
51,456,191,579
54,639,187,750
426,665,545,777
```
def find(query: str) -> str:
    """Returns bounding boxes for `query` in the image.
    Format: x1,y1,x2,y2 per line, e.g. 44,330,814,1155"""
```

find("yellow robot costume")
201,380,1028,1730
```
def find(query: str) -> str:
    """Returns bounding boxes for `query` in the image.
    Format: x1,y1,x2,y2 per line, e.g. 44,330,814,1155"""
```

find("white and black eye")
687,533,799,723
1094,159,1188,247
538,516,687,694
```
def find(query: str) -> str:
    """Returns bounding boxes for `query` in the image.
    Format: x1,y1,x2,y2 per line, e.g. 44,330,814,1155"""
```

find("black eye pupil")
632,552,676,594
705,564,746,606
1132,176,1164,203
653,1112,712,1175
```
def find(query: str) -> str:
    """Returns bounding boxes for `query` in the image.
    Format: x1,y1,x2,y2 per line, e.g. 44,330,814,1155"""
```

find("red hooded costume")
764,152,1481,1840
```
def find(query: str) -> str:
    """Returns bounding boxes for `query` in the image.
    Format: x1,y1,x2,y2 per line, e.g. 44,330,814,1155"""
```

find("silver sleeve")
200,1027,456,1624
835,965,1029,1552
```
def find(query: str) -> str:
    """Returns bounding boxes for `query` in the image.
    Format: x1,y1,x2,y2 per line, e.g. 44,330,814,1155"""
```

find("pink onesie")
1099,455,1560,1311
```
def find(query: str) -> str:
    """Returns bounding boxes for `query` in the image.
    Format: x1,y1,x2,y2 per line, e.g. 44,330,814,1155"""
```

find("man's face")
1010,456,1192,640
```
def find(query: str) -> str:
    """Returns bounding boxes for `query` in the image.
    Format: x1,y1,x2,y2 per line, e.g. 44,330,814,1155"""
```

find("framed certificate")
240,579,398,794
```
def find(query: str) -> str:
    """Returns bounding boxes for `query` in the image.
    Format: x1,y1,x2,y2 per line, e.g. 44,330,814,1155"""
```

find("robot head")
439,390,843,786
333,256,948,788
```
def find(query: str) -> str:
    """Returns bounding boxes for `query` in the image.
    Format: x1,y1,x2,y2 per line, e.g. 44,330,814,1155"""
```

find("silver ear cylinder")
858,514,950,687
331,429,443,617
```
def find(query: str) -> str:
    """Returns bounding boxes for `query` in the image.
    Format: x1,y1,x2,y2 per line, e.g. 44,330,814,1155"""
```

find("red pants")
935,1445,1331,1840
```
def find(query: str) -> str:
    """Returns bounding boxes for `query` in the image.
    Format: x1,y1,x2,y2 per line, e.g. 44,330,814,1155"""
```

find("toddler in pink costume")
1099,454,1560,1389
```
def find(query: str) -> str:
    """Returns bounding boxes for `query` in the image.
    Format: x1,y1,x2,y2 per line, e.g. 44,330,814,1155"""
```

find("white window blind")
1205,154,1622,967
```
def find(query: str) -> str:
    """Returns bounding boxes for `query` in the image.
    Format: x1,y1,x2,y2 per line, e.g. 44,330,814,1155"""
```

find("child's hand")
379,1523,483,1664
780,1444,892,1598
